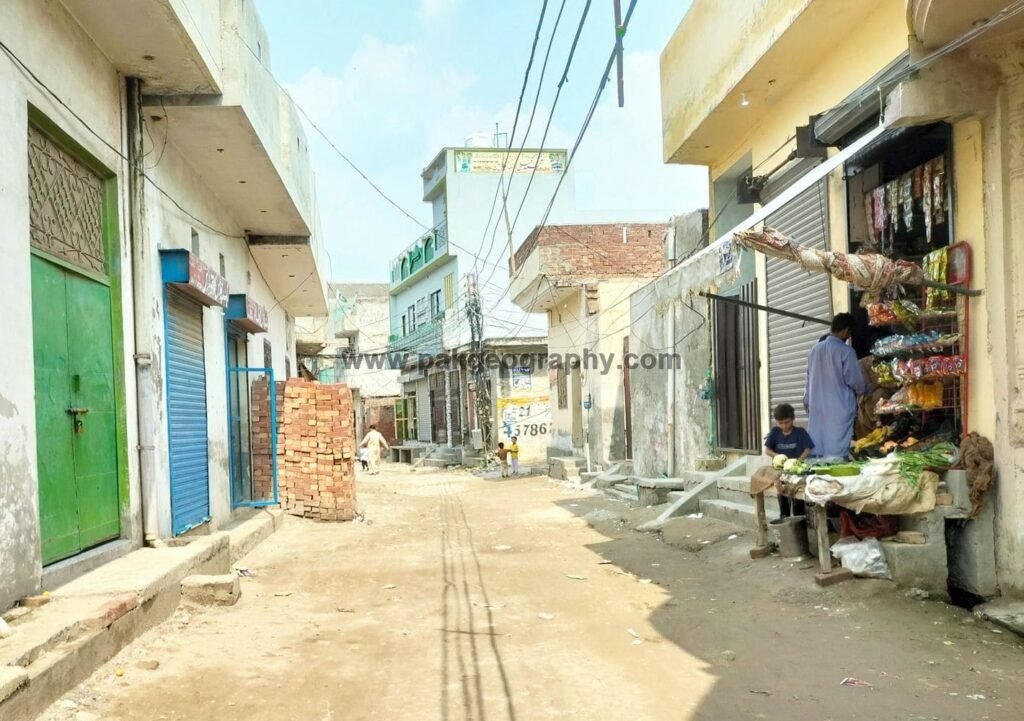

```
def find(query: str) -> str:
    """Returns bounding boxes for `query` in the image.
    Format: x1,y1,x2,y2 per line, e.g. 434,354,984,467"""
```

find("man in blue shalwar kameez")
804,313,868,459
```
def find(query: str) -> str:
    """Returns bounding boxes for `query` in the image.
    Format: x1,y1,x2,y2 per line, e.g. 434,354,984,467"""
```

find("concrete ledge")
181,575,241,606
0,506,283,721
41,539,133,593
630,477,690,490
226,509,283,564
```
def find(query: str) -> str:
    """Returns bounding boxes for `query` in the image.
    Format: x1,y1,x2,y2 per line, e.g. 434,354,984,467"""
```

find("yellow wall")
699,0,907,435
952,118,993,439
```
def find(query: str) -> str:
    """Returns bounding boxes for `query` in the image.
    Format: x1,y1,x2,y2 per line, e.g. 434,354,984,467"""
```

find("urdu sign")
455,150,567,175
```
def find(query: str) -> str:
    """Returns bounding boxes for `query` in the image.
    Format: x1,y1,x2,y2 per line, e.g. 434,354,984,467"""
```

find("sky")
253,0,707,283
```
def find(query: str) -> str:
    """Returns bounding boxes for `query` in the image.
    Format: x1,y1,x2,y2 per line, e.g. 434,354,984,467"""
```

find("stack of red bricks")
250,377,280,501
251,378,357,521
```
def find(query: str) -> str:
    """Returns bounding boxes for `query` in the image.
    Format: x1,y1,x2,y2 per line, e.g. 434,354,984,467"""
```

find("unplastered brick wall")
252,378,358,521
519,223,667,281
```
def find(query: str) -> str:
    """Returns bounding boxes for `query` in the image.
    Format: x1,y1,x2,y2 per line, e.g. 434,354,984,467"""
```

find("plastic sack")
830,537,891,579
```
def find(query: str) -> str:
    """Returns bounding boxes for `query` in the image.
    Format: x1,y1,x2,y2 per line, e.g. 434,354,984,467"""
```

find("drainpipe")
666,306,676,477
126,78,159,543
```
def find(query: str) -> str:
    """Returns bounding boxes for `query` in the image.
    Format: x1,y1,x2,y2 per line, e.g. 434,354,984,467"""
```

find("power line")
233,30,429,233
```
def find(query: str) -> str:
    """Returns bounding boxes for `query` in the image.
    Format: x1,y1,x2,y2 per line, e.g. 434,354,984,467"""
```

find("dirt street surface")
38,467,1024,721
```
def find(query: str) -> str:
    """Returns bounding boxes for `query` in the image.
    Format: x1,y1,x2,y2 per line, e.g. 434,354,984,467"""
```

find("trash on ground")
687,513,704,519
627,628,641,639
749,690,772,696
639,578,653,584
597,560,612,565
566,574,586,581
274,591,293,597
967,694,986,701
906,587,930,600
839,677,873,688
383,584,397,590
727,534,738,540
492,545,513,551
336,607,355,613
235,567,257,577
830,537,891,579
538,612,554,621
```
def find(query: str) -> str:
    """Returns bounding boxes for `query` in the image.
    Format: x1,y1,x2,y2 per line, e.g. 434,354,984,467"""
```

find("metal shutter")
765,177,832,425
166,289,211,534
416,378,431,442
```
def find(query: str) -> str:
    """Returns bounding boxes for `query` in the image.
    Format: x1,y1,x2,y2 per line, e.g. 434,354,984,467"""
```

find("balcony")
139,0,326,315
387,312,445,362
660,0,892,166
389,223,449,293
60,0,222,94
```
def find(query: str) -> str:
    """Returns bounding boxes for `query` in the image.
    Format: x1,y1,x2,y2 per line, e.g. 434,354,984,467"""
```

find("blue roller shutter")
166,288,211,534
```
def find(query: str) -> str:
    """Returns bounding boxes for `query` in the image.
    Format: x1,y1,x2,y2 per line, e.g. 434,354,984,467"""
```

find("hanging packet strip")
864,191,878,248
923,161,933,245
932,156,946,226
923,248,950,309
902,173,914,232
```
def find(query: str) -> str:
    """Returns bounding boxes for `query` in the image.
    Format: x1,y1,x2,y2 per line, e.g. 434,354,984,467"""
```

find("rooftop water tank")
464,132,493,148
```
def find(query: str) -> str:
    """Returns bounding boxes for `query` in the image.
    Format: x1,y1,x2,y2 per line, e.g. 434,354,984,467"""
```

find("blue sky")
254,0,707,282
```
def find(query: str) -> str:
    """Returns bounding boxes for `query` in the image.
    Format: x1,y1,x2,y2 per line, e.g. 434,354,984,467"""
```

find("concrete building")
510,223,667,469
643,0,1024,598
0,0,328,611
387,141,575,454
296,283,401,443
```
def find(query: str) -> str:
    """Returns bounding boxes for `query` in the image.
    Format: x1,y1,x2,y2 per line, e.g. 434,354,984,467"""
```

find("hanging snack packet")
902,172,914,232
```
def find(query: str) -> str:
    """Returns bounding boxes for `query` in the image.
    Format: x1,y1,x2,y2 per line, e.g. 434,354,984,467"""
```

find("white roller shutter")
416,378,432,442
765,169,832,425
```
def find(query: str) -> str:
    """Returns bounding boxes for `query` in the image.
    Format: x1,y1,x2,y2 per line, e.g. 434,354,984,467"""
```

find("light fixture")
740,93,750,107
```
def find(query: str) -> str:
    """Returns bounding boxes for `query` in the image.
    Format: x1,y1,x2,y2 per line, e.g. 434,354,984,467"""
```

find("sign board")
227,294,269,334
497,395,551,440
510,366,532,391
455,150,567,175
159,248,229,308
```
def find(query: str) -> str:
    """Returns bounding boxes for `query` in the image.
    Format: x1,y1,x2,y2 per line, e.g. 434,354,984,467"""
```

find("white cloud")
418,0,460,28
288,35,707,284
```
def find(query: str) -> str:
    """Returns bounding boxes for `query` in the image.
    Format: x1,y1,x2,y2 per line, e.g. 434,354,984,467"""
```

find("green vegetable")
894,442,958,489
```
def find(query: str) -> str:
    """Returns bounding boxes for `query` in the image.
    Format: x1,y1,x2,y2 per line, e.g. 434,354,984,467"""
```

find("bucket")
771,516,810,559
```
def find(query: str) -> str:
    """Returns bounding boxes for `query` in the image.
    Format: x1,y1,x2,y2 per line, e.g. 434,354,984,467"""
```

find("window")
429,290,441,318
407,305,416,332
443,272,456,308
424,236,435,263
401,316,408,337
400,258,409,279
713,281,761,452
263,339,272,369
218,253,226,279
191,227,199,256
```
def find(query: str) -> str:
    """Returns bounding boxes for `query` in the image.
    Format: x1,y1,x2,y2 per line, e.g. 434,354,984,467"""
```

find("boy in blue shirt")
764,403,814,519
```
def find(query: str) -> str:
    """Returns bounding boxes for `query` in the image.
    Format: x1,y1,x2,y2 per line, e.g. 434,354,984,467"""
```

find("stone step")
613,483,639,496
420,458,459,468
605,487,639,504
698,499,760,531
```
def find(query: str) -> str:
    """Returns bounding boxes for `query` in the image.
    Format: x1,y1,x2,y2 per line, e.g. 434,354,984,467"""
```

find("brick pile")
251,378,357,521
250,377,279,501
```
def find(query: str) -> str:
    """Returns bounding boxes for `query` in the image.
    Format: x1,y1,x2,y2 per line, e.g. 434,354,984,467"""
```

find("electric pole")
467,274,492,453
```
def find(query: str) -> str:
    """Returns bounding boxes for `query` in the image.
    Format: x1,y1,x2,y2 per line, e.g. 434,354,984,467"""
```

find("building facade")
510,223,667,467
652,0,1024,596
0,0,328,611
387,142,575,453
297,283,401,443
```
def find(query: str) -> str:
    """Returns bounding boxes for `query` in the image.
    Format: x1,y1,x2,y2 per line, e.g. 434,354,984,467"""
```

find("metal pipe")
666,307,676,477
701,292,831,326
126,77,159,543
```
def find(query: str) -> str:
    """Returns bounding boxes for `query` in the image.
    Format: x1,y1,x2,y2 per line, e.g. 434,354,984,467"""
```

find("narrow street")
39,467,1024,721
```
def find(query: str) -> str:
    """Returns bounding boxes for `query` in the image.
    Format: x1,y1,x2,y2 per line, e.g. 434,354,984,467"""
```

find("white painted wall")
0,0,136,609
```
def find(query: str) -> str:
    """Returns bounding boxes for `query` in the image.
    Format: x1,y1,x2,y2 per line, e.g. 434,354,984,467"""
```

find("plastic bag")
830,537,891,579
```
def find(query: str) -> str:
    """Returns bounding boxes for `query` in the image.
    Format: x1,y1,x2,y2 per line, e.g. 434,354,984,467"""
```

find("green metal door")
32,256,120,564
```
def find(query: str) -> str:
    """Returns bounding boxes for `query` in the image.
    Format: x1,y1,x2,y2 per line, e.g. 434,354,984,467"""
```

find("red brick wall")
516,224,666,281
252,378,358,521
363,396,398,445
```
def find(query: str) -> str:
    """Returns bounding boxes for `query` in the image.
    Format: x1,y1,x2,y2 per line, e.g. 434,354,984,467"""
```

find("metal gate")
429,371,447,444
165,288,211,534
228,366,278,507
449,370,462,442
713,281,761,452
765,171,831,424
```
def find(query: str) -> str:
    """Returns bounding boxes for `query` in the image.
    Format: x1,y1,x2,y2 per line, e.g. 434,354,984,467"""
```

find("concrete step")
605,487,639,504
698,499,760,531
420,458,459,468
613,483,639,496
